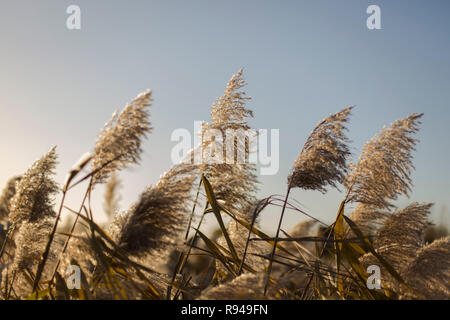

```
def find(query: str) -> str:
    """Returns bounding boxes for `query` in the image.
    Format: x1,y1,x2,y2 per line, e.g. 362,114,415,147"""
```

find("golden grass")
0,70,448,300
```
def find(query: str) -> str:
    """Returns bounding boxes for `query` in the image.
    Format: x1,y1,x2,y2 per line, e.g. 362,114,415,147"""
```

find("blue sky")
0,0,449,233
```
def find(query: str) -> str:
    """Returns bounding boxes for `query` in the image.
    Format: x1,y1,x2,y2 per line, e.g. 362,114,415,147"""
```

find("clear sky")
0,0,449,233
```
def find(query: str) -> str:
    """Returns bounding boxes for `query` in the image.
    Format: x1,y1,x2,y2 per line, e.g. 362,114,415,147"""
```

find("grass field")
0,70,448,300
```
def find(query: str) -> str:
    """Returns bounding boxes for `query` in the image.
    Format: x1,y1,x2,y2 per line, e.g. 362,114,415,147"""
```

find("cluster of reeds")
0,70,448,300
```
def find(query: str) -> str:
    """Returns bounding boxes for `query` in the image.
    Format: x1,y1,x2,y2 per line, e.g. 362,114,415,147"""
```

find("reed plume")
103,172,122,219
267,107,352,294
360,203,432,291
1,148,59,298
92,90,153,185
288,106,352,192
289,220,318,237
0,176,21,221
55,92,152,284
12,219,54,273
198,273,266,300
217,202,270,278
375,202,432,253
1,219,56,297
198,70,263,283
401,236,450,299
110,163,197,258
345,113,423,210
210,69,253,131
283,219,317,258
346,113,423,237
347,203,386,236
8,147,58,227
55,90,155,298
201,69,258,211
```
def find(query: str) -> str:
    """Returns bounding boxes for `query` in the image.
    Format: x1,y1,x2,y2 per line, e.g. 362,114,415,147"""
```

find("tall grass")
0,70,448,300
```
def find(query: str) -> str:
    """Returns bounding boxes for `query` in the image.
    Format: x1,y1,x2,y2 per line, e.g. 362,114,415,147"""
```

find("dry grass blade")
343,215,407,288
202,175,239,262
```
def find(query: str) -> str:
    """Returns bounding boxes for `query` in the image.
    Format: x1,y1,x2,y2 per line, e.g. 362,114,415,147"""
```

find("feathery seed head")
198,273,267,300
375,202,432,250
0,176,21,221
401,236,450,299
201,69,259,211
12,219,54,272
289,219,318,238
111,163,197,258
349,203,387,236
8,147,58,226
1,218,56,298
210,68,252,131
92,90,152,184
345,113,423,209
103,172,122,219
359,203,433,292
288,107,352,192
